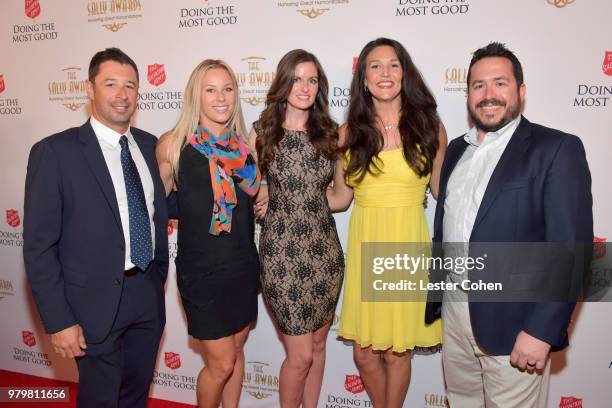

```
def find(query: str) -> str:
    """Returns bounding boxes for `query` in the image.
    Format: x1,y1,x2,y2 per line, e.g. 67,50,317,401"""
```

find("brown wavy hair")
344,38,440,182
256,49,338,176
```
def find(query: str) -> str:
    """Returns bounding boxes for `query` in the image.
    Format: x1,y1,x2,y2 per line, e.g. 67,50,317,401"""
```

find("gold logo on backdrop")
246,391,272,399
242,96,265,106
297,8,329,18
277,1,349,20
0,279,15,300
547,0,575,8
103,22,127,32
443,67,468,94
63,102,86,111
48,67,88,111
87,0,143,32
424,393,449,407
243,361,279,399
237,57,275,107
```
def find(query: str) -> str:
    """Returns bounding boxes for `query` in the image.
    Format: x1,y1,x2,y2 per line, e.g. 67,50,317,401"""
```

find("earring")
364,84,370,95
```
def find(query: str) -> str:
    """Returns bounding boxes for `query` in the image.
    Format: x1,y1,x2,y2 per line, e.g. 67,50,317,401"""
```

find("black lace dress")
255,123,344,335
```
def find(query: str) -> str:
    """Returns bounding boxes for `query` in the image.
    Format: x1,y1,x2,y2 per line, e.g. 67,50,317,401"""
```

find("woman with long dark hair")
248,49,344,408
157,59,260,408
327,38,447,407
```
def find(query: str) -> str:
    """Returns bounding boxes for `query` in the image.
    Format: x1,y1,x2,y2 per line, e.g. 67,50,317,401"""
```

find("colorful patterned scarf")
190,126,261,235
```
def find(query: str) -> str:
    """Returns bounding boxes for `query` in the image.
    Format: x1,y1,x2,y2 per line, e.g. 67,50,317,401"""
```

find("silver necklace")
381,121,400,149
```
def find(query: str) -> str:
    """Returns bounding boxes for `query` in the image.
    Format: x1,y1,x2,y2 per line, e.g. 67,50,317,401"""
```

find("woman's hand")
255,184,269,220
327,125,353,212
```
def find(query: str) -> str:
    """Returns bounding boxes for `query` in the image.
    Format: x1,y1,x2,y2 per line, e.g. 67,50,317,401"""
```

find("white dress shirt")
90,116,156,270
443,116,521,285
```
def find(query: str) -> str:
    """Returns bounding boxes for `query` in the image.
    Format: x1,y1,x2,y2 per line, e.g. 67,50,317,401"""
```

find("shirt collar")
464,115,521,148
90,116,132,148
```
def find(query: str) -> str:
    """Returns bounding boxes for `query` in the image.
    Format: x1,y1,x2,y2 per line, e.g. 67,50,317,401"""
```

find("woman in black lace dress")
248,49,344,408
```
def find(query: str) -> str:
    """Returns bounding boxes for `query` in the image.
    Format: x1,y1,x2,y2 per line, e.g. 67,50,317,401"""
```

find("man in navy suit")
24,48,168,407
425,43,592,407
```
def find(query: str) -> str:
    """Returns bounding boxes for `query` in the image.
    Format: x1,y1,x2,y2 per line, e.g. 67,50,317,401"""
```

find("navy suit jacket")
425,116,593,355
24,120,168,343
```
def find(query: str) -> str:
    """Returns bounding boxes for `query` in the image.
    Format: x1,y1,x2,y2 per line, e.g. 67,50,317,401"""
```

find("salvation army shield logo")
6,209,20,228
22,331,36,347
0,75,5,94
344,374,365,394
147,64,166,87
602,51,612,76
25,0,41,19
164,352,181,369
167,220,174,235
559,396,582,408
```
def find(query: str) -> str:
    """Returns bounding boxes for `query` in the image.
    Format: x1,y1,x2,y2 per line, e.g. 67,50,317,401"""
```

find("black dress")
176,144,259,340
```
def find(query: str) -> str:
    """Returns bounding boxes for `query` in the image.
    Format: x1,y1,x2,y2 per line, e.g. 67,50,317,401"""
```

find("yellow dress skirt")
337,148,442,352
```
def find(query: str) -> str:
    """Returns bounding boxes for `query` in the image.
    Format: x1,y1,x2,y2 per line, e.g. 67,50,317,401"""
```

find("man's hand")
510,330,550,372
51,324,86,358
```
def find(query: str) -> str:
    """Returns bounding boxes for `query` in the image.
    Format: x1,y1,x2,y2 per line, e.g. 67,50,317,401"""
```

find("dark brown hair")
467,42,524,89
255,49,338,176
344,38,440,181
89,47,139,82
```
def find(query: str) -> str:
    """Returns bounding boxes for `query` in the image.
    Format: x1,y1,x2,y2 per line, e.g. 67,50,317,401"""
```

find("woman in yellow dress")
327,38,447,407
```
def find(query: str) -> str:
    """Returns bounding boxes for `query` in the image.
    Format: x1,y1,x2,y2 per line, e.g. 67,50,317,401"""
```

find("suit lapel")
470,117,533,237
78,120,124,234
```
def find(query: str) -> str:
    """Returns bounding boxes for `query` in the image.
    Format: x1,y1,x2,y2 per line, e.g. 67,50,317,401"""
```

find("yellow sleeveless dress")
337,148,442,352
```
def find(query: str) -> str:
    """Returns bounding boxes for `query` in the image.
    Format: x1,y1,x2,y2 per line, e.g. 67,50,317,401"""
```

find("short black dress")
176,144,259,340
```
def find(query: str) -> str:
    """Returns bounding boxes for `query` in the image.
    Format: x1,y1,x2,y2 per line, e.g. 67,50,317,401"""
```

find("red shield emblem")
602,51,612,76
593,236,606,261
25,0,41,19
164,352,181,369
6,209,20,228
344,374,365,394
559,396,582,408
22,331,36,347
0,75,5,94
167,220,174,235
352,57,358,75
148,64,166,87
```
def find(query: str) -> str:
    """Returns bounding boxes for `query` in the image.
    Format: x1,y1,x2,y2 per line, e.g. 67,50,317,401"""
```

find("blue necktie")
119,135,152,271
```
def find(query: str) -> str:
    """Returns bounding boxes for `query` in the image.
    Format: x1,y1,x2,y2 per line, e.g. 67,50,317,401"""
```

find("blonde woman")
157,60,261,408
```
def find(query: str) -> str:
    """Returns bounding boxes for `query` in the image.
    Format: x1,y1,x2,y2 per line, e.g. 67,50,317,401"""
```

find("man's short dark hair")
88,47,139,82
467,42,523,88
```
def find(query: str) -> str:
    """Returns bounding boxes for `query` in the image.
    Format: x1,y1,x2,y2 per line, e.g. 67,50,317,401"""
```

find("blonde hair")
166,59,246,182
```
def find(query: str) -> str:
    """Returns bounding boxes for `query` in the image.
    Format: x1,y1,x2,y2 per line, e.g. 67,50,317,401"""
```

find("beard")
468,97,521,133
